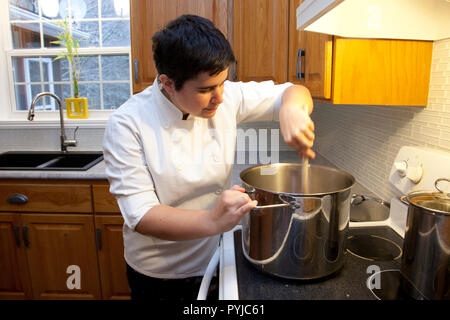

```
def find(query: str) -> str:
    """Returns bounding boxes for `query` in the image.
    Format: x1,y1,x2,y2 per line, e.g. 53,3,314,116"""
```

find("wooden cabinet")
93,184,130,300
0,180,129,300
288,0,433,106
233,0,289,82
0,213,32,299
130,0,232,93
20,214,101,299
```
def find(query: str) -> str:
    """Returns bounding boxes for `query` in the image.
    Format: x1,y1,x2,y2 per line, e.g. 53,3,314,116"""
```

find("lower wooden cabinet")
95,215,130,300
0,213,32,299
0,180,130,300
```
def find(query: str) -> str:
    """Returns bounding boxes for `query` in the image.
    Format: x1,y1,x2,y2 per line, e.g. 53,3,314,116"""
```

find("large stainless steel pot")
400,178,450,300
240,163,355,280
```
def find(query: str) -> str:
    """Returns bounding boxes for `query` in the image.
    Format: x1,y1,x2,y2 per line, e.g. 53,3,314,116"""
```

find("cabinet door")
0,214,32,299
288,0,332,99
233,0,289,83
95,215,130,300
130,0,231,93
21,214,101,299
332,38,433,105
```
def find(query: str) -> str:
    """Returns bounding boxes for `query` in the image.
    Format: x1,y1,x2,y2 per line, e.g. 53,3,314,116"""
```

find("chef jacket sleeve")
103,111,160,230
226,80,293,124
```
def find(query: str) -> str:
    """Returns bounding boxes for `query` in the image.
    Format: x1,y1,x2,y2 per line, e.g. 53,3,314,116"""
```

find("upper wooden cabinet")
130,0,231,93
233,0,289,82
129,0,433,106
288,0,433,106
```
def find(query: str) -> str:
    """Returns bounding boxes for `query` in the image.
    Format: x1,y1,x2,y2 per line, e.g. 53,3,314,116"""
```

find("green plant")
51,19,81,98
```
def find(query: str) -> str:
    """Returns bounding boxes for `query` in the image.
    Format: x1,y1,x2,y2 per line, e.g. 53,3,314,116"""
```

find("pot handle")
435,178,450,194
400,196,409,205
246,189,296,210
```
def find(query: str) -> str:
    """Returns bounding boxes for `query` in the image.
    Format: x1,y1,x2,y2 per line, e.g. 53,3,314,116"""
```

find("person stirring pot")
103,14,315,301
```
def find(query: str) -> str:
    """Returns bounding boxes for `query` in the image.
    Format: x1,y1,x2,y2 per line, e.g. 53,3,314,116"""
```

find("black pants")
126,264,218,301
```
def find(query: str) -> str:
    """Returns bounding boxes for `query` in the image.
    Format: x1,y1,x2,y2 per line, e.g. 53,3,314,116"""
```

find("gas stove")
217,146,450,300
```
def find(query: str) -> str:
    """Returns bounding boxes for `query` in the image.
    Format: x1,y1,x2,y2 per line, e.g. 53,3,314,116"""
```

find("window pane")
54,84,73,102
75,21,99,47
9,0,39,19
101,0,129,18
43,22,65,48
27,59,41,82
78,83,100,109
42,84,57,110
11,23,41,48
40,0,64,20
73,0,99,19
51,57,71,81
101,55,129,80
14,84,29,110
12,56,39,82
103,83,129,109
102,20,130,47
79,56,99,81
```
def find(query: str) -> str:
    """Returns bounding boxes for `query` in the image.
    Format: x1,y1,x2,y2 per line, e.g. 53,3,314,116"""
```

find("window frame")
0,1,132,128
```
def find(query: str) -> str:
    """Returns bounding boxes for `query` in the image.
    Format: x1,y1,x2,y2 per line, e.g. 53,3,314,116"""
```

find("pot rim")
403,191,450,216
239,162,356,197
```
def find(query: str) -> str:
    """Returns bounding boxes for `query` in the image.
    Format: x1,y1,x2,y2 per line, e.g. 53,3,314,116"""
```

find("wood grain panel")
130,0,230,93
0,183,92,213
332,38,433,106
95,215,129,300
21,214,101,299
288,0,333,99
0,213,32,299
234,0,289,82
92,185,120,214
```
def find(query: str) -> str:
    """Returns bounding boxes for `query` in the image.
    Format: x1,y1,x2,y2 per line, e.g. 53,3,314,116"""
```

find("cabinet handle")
7,193,28,205
296,48,305,80
134,59,139,84
13,225,21,247
22,226,29,248
96,228,102,250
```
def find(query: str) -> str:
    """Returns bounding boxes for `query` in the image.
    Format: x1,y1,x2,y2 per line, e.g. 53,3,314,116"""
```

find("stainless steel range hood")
297,0,450,41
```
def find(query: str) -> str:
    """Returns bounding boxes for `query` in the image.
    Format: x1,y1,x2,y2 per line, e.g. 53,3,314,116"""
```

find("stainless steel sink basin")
0,151,103,171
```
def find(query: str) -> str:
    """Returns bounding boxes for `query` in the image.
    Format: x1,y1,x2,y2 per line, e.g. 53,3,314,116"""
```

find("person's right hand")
209,185,257,234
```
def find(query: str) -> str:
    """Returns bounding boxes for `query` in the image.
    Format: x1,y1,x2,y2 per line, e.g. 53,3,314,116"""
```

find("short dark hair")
152,14,235,90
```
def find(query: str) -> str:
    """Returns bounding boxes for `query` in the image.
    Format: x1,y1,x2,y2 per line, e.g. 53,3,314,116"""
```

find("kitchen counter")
0,151,375,198
0,159,108,180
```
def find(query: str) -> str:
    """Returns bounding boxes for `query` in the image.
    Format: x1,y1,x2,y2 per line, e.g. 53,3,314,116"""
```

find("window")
4,0,131,122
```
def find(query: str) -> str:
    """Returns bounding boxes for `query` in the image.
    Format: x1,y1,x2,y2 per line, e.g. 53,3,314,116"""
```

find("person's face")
160,68,228,118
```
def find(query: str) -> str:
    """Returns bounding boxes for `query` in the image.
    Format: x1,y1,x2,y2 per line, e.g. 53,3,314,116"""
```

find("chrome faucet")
28,92,78,152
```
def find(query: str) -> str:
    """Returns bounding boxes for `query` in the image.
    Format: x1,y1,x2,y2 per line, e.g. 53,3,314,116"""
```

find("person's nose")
211,86,224,105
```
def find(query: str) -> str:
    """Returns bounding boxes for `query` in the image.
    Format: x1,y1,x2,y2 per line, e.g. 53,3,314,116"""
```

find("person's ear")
159,74,176,96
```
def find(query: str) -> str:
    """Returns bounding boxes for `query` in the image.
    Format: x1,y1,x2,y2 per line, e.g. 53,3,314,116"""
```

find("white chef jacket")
103,78,292,279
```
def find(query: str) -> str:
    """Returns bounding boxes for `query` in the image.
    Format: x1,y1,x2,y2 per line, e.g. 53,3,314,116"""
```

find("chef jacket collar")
153,76,195,122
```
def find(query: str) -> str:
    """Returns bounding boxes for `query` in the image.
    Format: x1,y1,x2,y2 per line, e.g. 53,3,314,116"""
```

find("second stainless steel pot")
240,163,355,280
400,178,450,300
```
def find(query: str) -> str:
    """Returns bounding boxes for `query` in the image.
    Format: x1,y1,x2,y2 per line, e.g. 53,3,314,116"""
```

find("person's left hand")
279,104,315,159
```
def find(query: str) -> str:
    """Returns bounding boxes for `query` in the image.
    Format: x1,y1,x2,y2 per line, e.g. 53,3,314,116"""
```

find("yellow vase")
66,97,88,119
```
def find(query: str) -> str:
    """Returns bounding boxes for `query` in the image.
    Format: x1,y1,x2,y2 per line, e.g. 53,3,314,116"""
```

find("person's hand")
209,185,257,234
280,104,315,159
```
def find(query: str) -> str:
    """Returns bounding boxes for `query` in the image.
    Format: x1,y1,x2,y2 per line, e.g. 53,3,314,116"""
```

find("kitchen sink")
0,151,103,171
